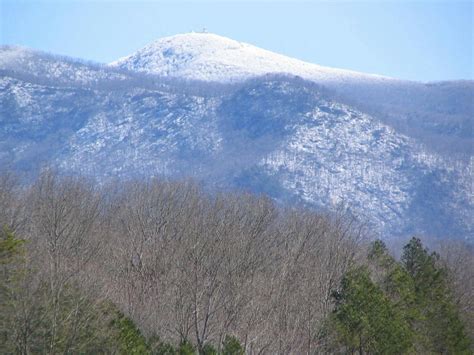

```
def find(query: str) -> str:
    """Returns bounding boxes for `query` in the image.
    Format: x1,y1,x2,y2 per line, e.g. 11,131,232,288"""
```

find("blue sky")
1,0,472,81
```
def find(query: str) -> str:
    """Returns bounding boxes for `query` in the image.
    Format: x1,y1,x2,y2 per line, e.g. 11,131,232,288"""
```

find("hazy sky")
1,0,472,81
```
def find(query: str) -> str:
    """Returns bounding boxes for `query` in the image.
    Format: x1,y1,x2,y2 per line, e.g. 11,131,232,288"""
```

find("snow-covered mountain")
110,32,392,84
1,34,473,240
110,33,473,158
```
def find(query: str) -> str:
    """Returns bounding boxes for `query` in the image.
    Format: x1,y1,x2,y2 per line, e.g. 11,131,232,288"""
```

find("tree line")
0,170,472,354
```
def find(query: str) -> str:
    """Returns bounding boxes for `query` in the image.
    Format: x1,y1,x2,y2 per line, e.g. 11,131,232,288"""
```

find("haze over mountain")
0,33,472,240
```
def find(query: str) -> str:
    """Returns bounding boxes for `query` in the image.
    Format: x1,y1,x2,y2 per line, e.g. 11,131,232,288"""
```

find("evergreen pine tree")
331,266,413,354
402,237,471,353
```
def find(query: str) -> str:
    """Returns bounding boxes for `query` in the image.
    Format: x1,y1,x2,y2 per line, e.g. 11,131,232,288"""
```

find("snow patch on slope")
260,101,415,233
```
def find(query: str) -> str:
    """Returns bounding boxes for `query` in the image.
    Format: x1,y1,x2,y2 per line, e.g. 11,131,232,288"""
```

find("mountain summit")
109,32,391,83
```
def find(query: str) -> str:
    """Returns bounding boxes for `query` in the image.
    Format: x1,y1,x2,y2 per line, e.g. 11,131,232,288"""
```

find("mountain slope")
0,45,129,86
1,69,471,239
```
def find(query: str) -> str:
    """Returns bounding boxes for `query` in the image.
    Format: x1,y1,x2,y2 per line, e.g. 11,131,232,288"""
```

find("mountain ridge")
4,35,471,158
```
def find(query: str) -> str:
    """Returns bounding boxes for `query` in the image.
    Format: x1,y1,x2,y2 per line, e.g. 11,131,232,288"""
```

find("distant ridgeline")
0,34,472,240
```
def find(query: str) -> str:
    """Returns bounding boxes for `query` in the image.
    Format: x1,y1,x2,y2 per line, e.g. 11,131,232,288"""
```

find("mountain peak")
143,32,245,52
109,32,393,83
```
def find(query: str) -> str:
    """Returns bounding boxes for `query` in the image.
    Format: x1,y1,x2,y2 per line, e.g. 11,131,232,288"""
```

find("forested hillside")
1,170,472,354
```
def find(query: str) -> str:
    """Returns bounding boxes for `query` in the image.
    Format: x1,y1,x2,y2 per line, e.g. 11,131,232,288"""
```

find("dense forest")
0,170,472,354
